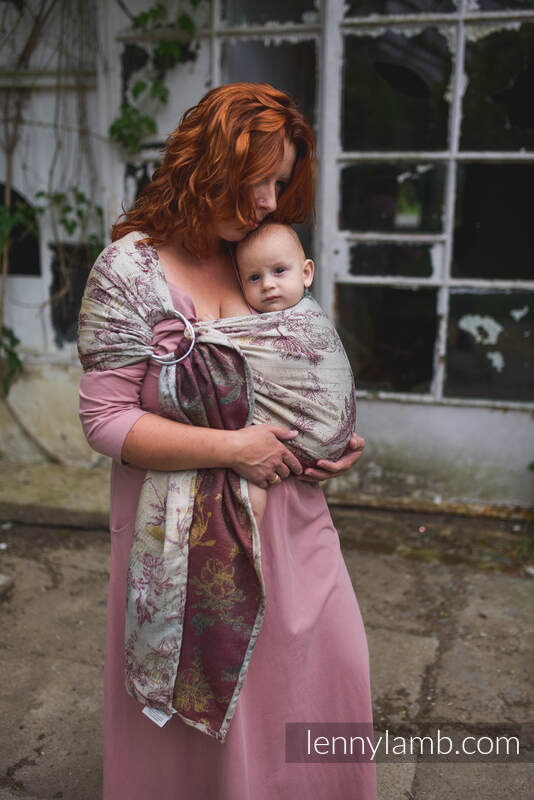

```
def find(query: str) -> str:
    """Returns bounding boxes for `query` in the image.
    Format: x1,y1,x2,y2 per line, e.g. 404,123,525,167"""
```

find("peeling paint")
226,32,319,46
458,313,503,345
486,350,505,372
510,305,529,322
465,21,522,41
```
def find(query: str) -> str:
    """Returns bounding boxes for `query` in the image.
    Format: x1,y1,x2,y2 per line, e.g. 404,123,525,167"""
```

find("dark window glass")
221,40,316,129
445,291,534,401
222,0,317,24
340,163,445,233
350,243,435,277
0,184,40,276
126,161,160,201
337,284,438,393
453,164,534,280
476,0,534,9
345,0,456,13
461,24,534,151
49,243,94,348
342,28,451,151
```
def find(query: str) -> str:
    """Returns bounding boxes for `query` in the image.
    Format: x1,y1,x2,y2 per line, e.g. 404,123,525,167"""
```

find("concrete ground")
0,464,533,800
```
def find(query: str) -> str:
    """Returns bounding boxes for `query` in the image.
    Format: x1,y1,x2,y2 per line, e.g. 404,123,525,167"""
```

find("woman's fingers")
268,426,299,441
280,450,303,475
267,425,303,475
274,463,291,480
230,424,303,483
297,433,365,482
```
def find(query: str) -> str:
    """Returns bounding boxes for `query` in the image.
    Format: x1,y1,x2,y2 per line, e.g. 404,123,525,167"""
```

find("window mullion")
432,12,466,400
210,0,221,86
316,0,344,320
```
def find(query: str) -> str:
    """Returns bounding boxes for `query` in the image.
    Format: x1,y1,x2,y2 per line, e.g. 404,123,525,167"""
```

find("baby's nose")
262,274,276,289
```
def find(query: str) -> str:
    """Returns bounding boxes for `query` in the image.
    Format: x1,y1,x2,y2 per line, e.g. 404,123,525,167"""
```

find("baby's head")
235,223,314,313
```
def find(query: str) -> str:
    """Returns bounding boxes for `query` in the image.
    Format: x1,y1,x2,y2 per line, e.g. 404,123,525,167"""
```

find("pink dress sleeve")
79,363,150,464
78,281,197,464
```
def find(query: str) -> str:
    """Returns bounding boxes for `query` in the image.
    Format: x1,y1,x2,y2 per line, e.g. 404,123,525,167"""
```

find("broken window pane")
1,185,40,276
345,0,456,14
342,28,451,151
221,40,317,129
340,163,445,233
49,243,93,348
461,24,534,151
350,243,435,277
445,291,534,401
222,0,318,24
336,284,438,393
453,164,534,280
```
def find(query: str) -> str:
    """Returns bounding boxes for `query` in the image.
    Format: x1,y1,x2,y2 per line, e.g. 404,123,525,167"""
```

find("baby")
236,222,314,314
235,222,315,527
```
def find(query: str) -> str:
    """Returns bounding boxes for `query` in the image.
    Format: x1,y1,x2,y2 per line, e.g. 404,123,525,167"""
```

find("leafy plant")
109,1,200,154
0,200,41,395
110,101,159,155
0,325,23,397
0,202,39,253
35,188,104,259
132,1,167,30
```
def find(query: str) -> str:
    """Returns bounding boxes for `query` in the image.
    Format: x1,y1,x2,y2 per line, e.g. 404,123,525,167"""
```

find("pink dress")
79,283,376,800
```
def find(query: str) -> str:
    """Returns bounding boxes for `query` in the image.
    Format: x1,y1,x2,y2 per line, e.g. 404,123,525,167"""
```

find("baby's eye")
248,274,260,282
274,267,286,275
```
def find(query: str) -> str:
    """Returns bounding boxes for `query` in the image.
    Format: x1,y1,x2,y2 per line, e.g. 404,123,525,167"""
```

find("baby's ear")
303,259,315,287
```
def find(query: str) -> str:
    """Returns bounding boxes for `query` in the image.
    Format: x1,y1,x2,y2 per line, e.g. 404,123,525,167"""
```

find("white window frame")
320,0,534,412
118,0,534,411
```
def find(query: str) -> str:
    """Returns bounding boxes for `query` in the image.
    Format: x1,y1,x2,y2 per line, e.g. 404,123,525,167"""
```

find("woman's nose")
257,183,277,214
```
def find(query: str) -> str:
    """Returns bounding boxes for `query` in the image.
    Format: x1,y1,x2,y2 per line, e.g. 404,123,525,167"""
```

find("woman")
78,83,376,799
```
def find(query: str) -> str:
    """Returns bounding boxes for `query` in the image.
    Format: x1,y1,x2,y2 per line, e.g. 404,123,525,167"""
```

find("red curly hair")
111,82,316,256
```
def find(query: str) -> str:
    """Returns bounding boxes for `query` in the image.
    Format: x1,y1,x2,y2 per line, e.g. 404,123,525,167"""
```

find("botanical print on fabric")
78,231,356,741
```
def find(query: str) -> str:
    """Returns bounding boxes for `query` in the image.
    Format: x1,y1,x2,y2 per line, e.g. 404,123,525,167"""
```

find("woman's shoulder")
95,230,148,263
90,231,157,283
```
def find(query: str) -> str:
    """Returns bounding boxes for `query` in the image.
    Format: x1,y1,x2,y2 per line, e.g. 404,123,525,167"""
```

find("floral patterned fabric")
78,232,356,742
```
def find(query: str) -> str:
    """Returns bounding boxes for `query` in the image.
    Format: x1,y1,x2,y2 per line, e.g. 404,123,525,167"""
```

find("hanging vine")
0,0,200,398
0,0,104,397
109,0,200,154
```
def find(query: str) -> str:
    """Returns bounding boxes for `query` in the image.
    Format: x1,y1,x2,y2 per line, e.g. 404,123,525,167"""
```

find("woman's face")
214,138,297,243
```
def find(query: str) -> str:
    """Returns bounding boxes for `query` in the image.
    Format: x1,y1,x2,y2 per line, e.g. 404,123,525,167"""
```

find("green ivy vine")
35,188,105,262
109,1,201,154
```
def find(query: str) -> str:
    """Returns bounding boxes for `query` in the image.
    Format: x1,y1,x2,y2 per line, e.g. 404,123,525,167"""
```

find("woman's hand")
229,424,303,489
297,433,365,483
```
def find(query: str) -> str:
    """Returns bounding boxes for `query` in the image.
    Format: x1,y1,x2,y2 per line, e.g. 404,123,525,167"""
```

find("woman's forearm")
121,413,239,471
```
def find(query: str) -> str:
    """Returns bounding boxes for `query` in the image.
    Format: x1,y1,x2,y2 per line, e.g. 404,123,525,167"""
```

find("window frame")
117,0,534,411
320,0,534,411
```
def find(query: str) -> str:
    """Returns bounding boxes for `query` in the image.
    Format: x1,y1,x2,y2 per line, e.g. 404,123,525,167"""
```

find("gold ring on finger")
269,474,281,485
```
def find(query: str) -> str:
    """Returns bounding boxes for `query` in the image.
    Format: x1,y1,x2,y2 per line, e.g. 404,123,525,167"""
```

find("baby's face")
237,232,314,313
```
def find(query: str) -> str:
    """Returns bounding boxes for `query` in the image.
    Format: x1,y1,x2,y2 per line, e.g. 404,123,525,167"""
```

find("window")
323,0,534,406
118,0,534,407
0,185,40,276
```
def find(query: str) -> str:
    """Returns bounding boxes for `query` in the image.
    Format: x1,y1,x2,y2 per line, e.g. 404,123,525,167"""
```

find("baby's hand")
297,434,365,483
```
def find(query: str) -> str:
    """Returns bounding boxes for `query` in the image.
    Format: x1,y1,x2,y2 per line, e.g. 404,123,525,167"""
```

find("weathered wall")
0,365,103,467
327,399,534,510
1,0,533,513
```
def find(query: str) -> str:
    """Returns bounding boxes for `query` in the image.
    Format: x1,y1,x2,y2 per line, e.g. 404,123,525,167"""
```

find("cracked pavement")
0,509,533,799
